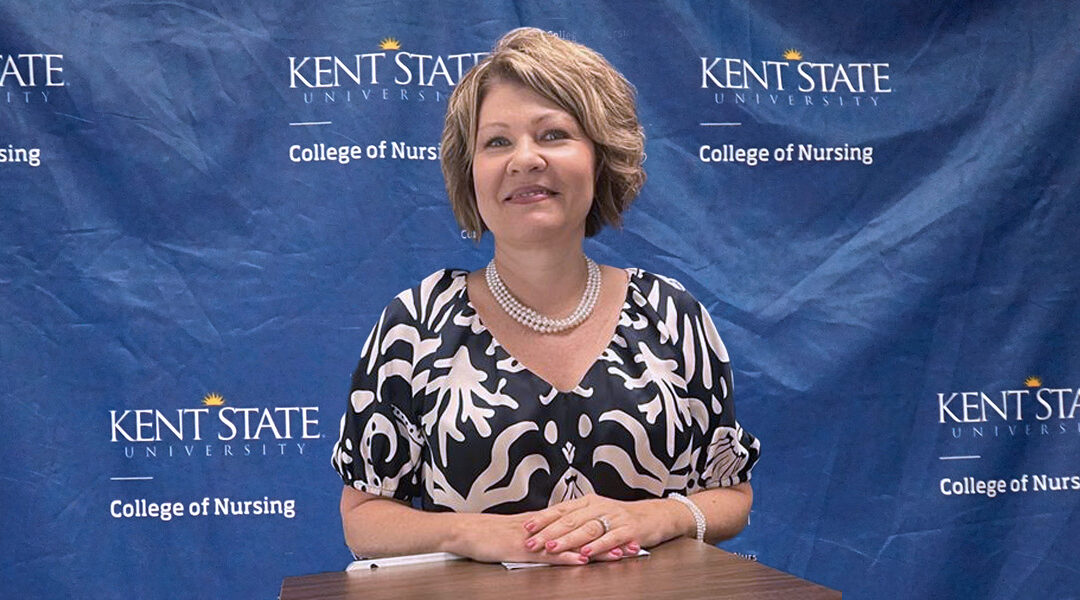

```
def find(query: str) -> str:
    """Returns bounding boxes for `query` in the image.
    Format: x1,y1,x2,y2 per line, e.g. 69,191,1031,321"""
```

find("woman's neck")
491,235,590,318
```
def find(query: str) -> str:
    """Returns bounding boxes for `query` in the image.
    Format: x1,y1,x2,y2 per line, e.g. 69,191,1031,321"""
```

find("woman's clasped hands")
520,494,682,564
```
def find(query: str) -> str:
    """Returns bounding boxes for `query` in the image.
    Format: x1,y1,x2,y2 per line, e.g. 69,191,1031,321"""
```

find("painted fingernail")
577,554,589,564
611,547,623,557
545,541,557,551
580,546,592,556
525,539,536,550
523,520,536,532
627,543,640,552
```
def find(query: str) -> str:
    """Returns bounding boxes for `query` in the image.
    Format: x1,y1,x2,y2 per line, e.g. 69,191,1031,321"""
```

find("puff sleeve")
331,298,428,501
678,292,760,491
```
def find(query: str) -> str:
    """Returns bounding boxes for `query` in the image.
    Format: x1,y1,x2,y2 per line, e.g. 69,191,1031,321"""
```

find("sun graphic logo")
1024,376,1042,388
782,48,803,61
379,37,401,51
202,393,226,406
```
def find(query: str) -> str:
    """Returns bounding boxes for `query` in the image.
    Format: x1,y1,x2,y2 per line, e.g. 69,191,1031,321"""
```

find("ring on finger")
593,515,611,534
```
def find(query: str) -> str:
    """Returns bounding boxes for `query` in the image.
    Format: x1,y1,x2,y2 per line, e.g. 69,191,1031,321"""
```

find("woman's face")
471,79,596,245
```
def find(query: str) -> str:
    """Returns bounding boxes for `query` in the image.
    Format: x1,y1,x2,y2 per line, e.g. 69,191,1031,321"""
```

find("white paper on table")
347,552,466,571
501,548,650,570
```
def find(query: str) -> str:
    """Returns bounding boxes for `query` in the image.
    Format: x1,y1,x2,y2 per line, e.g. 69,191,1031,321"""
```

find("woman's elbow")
339,486,379,555
706,482,753,543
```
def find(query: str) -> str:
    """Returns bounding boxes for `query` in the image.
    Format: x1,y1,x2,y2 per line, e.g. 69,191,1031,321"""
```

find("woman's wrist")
439,511,474,555
644,497,696,544
667,493,706,541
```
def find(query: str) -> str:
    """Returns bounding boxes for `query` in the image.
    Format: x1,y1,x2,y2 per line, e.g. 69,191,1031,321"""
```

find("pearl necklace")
485,257,602,334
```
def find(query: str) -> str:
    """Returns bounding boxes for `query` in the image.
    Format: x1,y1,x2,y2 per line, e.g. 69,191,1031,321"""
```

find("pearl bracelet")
667,492,706,542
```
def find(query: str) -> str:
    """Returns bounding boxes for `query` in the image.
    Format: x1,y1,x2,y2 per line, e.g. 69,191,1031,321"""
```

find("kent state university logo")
287,36,490,106
938,376,1080,441
110,392,321,459
700,47,893,108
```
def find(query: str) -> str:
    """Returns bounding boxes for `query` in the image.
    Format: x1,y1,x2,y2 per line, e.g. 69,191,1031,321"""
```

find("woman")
332,27,759,565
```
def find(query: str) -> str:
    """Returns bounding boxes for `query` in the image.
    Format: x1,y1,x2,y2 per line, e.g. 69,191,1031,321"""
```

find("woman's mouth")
505,186,558,203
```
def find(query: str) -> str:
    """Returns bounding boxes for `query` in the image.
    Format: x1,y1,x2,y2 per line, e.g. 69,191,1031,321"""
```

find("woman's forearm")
687,482,754,544
340,486,470,558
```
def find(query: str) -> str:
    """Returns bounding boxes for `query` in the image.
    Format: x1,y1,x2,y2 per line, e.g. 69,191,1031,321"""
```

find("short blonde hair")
441,28,646,239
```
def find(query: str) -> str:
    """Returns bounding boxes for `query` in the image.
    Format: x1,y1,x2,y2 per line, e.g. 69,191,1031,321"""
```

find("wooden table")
279,538,841,599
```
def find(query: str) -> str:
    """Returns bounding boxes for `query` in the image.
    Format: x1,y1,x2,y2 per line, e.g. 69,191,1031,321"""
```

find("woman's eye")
541,129,569,141
483,136,509,148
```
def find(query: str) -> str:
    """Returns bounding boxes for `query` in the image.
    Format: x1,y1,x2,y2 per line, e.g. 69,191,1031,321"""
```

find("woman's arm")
339,486,589,564
520,483,753,558
686,483,755,543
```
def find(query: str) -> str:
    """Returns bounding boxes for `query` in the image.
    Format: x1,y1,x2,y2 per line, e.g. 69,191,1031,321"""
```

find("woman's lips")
504,186,557,203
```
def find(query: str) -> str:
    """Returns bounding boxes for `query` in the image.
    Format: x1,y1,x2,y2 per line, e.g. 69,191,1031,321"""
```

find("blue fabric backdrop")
2,1,1078,598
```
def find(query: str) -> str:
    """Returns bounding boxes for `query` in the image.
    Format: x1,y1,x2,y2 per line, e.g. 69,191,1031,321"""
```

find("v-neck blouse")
467,267,628,394
332,268,760,514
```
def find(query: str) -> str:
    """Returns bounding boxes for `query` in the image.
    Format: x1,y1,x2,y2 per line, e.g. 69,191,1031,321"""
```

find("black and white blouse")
332,269,760,513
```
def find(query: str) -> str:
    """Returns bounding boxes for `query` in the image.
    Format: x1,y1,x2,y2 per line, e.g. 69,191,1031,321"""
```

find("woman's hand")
521,494,689,561
450,511,590,565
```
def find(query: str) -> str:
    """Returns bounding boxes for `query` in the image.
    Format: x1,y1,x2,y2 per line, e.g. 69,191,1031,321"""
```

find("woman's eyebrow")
477,111,573,132
476,121,509,132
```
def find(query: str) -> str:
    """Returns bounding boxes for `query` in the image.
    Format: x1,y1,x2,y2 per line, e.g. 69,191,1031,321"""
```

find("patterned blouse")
332,269,760,513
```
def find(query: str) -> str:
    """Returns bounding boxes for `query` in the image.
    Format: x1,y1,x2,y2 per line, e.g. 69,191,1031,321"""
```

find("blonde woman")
333,28,759,565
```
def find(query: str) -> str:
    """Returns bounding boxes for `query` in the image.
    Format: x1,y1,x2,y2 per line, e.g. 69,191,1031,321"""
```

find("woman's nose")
507,139,545,173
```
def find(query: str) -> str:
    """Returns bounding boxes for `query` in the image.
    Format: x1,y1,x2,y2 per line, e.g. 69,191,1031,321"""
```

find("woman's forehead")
476,80,576,125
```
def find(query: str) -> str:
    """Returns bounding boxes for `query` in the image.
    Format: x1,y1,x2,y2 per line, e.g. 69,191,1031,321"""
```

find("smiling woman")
332,27,760,566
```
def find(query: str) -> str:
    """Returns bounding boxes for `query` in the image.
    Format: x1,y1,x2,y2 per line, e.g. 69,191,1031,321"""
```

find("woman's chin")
492,220,584,245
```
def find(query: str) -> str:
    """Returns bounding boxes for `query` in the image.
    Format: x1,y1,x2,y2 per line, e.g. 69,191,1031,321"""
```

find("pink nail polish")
628,543,640,552
580,546,592,556
577,554,589,564
525,539,536,550
524,521,535,532
545,541,557,551
611,548,623,557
